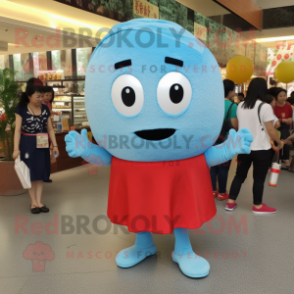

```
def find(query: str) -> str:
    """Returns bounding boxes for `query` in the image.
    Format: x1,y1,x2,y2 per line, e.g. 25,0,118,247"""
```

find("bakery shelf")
52,109,72,111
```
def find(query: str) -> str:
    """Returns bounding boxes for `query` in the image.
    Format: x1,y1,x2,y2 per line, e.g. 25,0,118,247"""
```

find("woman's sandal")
39,205,49,213
281,161,290,170
31,206,40,214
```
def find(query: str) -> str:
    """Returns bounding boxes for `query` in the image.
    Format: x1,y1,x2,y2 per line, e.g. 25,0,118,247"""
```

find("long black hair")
242,78,267,109
223,79,235,98
44,86,55,105
263,94,274,104
286,97,294,105
268,87,287,101
17,78,44,108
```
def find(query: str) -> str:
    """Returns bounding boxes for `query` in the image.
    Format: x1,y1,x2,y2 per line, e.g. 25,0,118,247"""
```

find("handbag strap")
258,102,265,130
225,102,234,121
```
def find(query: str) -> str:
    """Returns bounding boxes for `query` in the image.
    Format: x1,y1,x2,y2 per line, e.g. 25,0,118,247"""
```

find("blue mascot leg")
116,232,157,268
172,228,210,278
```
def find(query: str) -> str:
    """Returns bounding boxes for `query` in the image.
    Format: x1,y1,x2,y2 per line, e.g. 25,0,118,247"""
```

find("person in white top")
225,78,284,214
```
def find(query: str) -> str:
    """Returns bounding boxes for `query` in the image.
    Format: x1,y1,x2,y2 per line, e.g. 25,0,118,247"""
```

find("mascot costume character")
65,19,253,278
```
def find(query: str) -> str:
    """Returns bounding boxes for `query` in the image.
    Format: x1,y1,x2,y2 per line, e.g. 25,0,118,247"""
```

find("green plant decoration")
0,68,21,161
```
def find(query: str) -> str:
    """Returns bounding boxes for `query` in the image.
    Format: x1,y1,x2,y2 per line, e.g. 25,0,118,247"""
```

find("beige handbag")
14,155,31,189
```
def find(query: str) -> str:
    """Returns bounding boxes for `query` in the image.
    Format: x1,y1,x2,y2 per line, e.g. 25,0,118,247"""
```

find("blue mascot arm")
204,129,253,168
64,129,112,166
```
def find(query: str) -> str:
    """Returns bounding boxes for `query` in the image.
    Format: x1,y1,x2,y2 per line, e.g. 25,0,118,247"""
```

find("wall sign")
133,0,159,19
194,22,207,42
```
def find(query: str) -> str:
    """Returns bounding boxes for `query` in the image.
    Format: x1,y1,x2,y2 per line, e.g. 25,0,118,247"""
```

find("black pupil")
170,84,184,104
122,87,135,107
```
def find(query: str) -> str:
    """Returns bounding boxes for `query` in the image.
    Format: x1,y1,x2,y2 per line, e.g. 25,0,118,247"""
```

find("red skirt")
107,154,216,234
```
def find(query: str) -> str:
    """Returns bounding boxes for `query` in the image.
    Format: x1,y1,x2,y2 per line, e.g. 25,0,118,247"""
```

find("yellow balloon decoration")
226,56,254,84
275,61,294,84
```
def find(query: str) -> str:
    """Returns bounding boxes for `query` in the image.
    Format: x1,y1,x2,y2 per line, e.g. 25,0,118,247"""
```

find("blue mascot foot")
172,251,210,278
116,244,157,268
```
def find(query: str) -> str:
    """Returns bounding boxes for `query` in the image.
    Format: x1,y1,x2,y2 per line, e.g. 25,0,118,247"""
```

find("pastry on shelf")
57,72,63,80
52,104,71,109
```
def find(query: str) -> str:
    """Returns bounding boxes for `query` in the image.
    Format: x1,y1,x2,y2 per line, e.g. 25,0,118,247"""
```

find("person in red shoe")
272,88,293,169
210,79,238,201
225,78,284,214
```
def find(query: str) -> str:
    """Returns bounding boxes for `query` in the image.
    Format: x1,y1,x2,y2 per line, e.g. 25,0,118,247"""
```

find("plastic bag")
14,155,31,189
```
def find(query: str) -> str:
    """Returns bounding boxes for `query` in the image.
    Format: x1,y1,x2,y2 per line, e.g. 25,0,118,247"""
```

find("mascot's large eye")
157,72,192,115
111,74,144,117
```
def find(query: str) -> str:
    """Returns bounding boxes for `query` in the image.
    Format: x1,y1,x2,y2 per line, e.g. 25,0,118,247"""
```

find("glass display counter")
51,94,88,131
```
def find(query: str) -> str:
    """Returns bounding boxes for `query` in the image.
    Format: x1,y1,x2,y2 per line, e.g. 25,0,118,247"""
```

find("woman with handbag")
210,79,238,201
226,78,284,214
13,79,59,214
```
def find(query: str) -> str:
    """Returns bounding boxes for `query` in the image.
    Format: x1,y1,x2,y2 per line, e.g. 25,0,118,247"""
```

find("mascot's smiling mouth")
135,129,176,141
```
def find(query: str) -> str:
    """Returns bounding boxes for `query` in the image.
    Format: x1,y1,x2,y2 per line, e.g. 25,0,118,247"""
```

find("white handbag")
14,155,31,189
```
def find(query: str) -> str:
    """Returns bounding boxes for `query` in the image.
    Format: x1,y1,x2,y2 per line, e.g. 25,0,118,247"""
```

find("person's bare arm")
47,117,59,158
284,133,294,145
230,118,238,131
13,114,22,160
264,121,283,149
281,117,292,125
274,120,281,129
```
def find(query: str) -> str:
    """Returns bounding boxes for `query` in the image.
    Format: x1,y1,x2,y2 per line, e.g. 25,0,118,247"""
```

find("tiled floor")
0,161,293,294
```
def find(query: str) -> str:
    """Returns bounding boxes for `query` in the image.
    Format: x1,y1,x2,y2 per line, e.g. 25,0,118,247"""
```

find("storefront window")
76,48,92,77
0,55,7,70
52,50,61,71
13,54,22,80
61,49,72,78
13,53,33,81
32,52,48,76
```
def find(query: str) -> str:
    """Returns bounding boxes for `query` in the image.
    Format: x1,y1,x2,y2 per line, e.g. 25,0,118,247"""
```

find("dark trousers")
210,161,231,194
281,144,290,161
279,124,290,160
229,150,272,205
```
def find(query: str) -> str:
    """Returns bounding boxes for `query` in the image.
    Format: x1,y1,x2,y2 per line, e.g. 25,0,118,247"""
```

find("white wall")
257,0,294,9
176,0,229,17
177,0,294,15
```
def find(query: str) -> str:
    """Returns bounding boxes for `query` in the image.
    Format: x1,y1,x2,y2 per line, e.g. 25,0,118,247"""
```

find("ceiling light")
256,36,294,43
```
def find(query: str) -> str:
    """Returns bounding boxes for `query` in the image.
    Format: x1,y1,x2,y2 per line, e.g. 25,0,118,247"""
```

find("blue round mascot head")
85,19,224,162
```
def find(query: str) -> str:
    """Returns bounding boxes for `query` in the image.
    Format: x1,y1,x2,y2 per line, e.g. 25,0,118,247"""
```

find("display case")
52,95,72,132
73,95,88,128
46,79,86,129
46,78,85,96
51,94,88,131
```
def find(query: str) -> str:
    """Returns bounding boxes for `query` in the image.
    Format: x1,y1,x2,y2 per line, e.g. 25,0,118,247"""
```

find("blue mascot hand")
65,129,90,158
226,128,253,156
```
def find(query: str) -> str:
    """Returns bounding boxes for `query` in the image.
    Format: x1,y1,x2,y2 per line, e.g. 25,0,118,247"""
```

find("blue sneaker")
116,244,157,268
172,251,210,278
